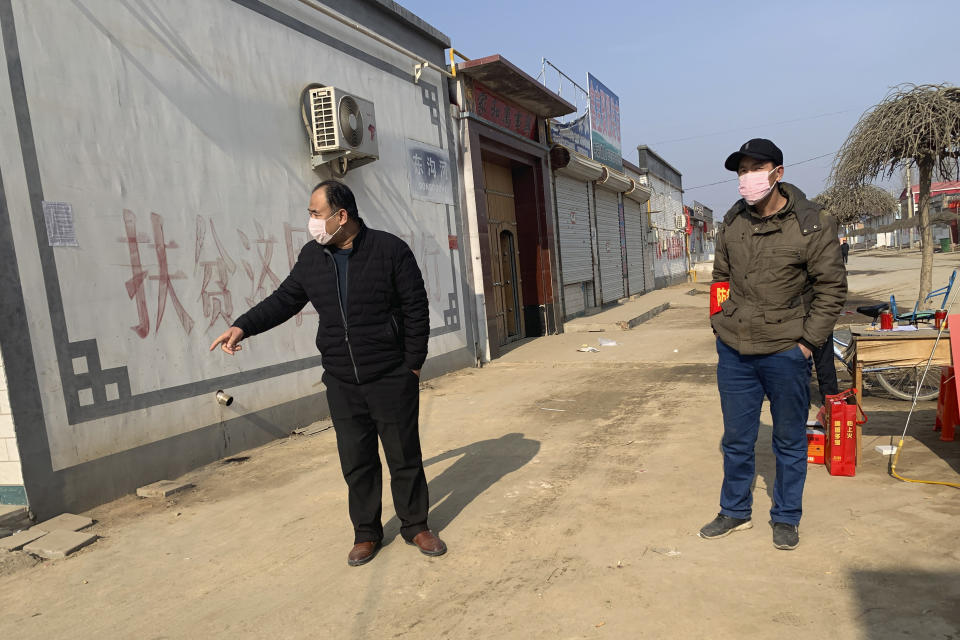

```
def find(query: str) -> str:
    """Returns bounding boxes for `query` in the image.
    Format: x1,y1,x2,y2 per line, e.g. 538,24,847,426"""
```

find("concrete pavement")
0,254,958,639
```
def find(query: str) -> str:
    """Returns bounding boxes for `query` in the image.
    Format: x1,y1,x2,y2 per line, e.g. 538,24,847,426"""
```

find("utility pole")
905,161,914,249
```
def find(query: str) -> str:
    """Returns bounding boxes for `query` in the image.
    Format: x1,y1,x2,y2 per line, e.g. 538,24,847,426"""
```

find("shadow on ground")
382,433,541,541
861,409,960,479
709,424,779,516
849,569,960,639
716,406,960,518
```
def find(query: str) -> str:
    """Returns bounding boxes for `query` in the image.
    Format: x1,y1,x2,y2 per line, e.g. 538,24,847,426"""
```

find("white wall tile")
0,354,19,470
0,414,13,440
0,460,23,485
5,439,19,462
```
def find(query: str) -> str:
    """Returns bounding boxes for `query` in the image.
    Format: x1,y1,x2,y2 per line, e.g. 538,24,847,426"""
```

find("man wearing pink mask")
700,139,846,550
210,180,446,566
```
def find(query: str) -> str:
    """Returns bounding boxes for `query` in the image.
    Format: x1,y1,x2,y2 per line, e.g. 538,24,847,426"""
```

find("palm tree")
832,84,960,303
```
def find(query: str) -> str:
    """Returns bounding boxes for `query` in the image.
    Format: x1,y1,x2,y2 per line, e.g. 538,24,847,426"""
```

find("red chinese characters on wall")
194,215,236,330
656,235,685,261
473,83,537,140
283,222,318,326
122,209,195,338
120,210,457,341
122,211,316,339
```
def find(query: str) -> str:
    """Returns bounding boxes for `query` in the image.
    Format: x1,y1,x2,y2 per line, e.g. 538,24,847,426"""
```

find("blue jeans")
716,339,811,526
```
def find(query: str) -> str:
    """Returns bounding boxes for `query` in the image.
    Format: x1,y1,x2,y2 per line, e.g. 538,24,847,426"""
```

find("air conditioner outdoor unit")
302,85,378,175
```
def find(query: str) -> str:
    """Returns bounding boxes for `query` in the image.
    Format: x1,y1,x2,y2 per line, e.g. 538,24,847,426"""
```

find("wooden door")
483,160,525,344
500,229,520,337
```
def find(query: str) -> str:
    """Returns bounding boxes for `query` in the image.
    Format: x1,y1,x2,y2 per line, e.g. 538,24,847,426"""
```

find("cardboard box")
806,428,826,464
807,442,824,464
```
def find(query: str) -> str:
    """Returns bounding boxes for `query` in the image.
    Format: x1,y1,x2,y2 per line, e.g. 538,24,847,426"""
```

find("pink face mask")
738,167,779,205
308,214,342,245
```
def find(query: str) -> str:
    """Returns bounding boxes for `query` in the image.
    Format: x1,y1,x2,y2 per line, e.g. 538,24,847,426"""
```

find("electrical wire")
684,153,837,191
889,276,960,488
651,109,856,146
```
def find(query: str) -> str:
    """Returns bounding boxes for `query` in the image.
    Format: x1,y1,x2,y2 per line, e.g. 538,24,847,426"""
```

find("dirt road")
0,251,958,639
846,247,960,307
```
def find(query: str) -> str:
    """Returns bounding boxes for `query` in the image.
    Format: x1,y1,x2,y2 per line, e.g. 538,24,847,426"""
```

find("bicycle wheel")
833,328,854,375
875,365,943,401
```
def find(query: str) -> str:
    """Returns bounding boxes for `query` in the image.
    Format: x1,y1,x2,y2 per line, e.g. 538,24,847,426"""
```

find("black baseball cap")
724,138,783,172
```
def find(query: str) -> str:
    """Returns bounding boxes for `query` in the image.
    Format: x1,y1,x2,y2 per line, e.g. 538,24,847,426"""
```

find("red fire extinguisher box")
823,394,863,476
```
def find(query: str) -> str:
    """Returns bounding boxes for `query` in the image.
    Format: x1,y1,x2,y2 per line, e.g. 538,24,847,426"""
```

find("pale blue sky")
401,0,958,215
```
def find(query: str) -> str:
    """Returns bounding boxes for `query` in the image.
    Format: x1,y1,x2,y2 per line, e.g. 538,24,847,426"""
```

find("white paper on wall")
42,201,79,247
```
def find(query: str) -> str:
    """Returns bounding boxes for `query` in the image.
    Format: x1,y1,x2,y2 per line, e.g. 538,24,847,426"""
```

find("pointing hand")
210,327,245,355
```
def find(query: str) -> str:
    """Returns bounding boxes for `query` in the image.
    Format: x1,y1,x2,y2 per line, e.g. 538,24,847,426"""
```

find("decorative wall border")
5,0,463,425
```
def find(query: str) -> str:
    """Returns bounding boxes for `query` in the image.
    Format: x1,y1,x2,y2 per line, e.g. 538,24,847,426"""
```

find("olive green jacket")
711,182,847,355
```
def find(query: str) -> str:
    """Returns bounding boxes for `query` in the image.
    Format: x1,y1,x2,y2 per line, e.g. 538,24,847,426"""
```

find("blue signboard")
587,73,623,171
549,113,592,158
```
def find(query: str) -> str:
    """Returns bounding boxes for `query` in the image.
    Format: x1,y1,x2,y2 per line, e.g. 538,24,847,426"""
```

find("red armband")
710,282,730,316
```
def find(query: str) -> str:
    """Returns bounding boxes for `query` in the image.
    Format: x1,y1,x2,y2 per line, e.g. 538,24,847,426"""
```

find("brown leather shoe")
347,541,381,567
407,530,447,557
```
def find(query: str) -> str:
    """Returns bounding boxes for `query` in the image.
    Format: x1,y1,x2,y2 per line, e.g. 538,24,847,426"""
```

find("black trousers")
812,332,839,403
323,364,429,544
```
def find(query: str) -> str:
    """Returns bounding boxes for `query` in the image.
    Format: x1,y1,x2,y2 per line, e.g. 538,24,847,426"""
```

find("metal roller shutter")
623,198,646,296
595,188,624,303
563,282,585,317
555,176,593,284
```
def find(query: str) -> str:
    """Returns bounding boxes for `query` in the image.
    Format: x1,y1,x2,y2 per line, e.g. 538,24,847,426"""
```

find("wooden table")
850,325,952,402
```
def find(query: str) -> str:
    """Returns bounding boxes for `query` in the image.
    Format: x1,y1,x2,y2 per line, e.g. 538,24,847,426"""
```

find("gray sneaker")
698,514,753,539
771,521,799,550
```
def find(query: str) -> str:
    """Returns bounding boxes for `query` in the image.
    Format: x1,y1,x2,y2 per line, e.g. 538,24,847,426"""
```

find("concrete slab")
1,528,47,552
292,421,333,437
0,505,27,527
34,513,93,532
563,286,687,333
23,530,97,560
615,302,671,330
136,480,195,499
0,528,11,539
564,302,671,332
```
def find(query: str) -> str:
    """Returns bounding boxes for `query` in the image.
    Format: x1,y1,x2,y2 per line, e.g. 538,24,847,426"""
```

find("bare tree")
813,184,899,225
831,83,960,304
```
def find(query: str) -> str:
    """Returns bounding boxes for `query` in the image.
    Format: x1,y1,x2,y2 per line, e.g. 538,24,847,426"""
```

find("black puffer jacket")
233,222,429,384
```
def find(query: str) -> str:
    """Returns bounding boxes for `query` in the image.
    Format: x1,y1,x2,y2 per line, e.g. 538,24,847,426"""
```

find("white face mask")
308,212,342,245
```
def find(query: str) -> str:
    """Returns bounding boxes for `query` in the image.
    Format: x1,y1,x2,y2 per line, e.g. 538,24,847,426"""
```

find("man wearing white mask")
210,180,446,566
700,139,846,550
